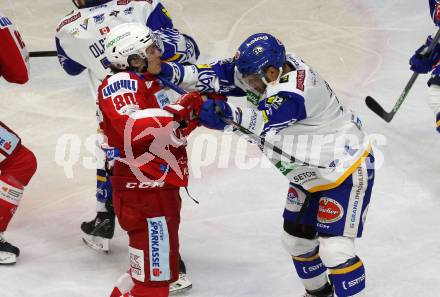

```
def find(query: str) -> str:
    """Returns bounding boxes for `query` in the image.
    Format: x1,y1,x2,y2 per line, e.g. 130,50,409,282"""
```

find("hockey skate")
302,283,333,297
169,258,192,295
0,234,20,265
81,211,115,253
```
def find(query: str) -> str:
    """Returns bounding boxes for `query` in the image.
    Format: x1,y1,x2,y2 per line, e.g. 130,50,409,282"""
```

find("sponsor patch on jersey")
56,12,81,32
296,70,306,91
99,26,110,35
0,180,23,206
154,90,171,109
102,79,138,97
109,10,120,17
275,160,298,176
280,75,289,83
129,246,145,282
124,7,134,15
266,95,285,109
0,16,12,28
0,126,20,156
148,217,171,281
435,3,440,23
246,90,260,106
317,198,344,224
292,171,318,184
286,187,303,209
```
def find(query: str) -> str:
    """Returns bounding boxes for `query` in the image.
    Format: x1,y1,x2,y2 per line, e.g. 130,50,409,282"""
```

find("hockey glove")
164,92,203,121
410,36,440,74
199,99,232,130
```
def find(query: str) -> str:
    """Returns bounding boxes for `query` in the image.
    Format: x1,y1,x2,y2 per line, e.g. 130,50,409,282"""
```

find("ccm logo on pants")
125,181,165,189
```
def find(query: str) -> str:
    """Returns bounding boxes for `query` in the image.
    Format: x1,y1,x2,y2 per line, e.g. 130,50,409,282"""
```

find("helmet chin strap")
262,66,283,86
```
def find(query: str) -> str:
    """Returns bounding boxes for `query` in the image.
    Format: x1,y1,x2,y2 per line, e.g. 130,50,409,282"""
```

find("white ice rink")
1,0,440,296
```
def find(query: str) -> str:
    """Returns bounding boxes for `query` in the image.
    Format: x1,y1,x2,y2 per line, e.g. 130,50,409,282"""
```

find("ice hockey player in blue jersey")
55,0,197,293
409,0,440,133
161,33,374,297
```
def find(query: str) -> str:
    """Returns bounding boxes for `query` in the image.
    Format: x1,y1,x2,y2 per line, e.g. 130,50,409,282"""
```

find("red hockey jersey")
0,13,29,84
98,71,189,187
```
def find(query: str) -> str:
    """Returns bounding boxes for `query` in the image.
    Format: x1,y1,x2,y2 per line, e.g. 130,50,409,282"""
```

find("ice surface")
0,0,439,296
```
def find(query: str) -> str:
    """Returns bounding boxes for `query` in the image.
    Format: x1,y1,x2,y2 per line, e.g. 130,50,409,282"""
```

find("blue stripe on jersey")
146,3,173,30
259,91,307,134
55,37,86,76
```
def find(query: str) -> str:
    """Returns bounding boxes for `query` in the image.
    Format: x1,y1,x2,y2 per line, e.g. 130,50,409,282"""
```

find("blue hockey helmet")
72,0,112,9
235,33,286,77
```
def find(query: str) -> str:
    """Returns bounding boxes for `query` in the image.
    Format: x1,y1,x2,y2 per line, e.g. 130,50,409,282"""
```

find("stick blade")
365,96,393,122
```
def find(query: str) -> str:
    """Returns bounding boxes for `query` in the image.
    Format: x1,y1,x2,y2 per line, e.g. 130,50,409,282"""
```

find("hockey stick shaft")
29,51,57,58
366,27,440,122
159,76,325,169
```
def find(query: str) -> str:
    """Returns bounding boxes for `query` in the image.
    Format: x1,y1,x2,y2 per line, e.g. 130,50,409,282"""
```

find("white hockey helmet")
105,22,164,70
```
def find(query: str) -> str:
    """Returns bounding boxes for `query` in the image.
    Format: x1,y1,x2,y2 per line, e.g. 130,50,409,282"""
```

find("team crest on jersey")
80,18,89,31
93,13,105,24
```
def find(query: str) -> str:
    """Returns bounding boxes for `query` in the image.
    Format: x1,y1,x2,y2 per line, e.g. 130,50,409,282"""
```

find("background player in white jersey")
409,0,440,133
55,0,198,292
0,13,38,265
161,33,374,297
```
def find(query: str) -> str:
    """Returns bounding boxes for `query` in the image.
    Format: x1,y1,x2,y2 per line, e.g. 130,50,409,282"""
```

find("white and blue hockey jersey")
162,54,371,192
55,0,199,94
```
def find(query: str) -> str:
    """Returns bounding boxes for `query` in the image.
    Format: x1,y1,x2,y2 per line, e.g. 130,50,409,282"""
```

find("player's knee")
21,146,37,182
281,230,318,257
317,235,355,268
428,84,440,113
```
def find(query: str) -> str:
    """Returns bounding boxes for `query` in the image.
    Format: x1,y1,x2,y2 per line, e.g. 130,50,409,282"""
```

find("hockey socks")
329,256,365,297
0,177,24,232
292,248,329,292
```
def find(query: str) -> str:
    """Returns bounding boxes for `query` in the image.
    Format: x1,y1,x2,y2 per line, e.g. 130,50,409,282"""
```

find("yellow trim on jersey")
163,53,182,62
162,7,172,20
330,260,363,275
262,110,268,123
308,144,372,193
436,119,440,127
292,253,320,262
97,175,107,182
196,63,212,69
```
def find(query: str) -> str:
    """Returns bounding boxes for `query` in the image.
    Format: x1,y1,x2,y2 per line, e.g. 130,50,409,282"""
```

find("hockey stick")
366,28,440,122
29,51,57,58
158,76,326,169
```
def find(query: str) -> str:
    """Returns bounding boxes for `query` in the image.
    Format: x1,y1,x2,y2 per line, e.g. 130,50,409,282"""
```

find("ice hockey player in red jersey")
0,12,37,265
98,22,202,297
